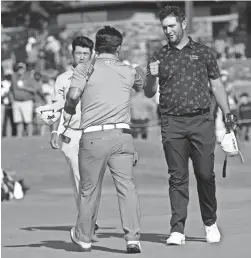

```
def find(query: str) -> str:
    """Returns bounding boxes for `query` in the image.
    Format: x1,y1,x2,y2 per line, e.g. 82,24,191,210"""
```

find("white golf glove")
35,104,62,125
221,131,244,162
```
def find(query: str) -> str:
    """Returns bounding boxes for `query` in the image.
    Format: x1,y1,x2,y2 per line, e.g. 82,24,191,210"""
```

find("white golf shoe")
126,240,142,253
205,223,221,243
70,227,92,252
166,232,185,245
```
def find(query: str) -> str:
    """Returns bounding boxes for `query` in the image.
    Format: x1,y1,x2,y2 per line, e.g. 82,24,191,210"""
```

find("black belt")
169,107,210,117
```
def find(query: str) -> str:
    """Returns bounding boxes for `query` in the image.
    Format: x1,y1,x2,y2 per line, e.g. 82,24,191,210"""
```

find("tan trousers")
75,129,141,243
61,129,82,211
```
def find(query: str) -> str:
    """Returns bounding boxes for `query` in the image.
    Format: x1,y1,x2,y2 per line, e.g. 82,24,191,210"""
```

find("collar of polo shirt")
97,53,119,61
167,36,195,51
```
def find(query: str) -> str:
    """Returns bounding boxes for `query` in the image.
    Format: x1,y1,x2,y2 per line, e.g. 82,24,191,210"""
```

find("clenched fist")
149,60,160,77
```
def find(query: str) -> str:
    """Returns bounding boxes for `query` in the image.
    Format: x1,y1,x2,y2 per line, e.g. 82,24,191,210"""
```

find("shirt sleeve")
52,75,65,102
133,66,145,92
206,48,220,80
70,62,88,90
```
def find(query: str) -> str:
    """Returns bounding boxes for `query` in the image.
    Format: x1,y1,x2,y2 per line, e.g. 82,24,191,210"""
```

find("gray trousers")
61,129,82,212
75,129,141,243
161,113,217,234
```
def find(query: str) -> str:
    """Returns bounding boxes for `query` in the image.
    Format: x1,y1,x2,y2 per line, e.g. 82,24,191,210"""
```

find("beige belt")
83,123,130,133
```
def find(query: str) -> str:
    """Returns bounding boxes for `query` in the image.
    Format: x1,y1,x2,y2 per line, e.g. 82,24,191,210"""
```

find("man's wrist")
51,131,59,136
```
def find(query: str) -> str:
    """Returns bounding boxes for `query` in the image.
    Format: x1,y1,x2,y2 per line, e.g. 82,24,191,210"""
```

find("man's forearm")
211,80,230,116
51,113,62,132
64,87,81,115
144,75,158,98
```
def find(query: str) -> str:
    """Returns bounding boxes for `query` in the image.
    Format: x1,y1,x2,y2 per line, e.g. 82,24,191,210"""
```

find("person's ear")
116,45,121,56
182,19,187,30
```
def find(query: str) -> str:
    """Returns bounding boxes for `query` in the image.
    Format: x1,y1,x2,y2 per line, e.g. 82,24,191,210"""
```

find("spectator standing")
131,89,156,139
1,74,17,137
41,76,54,105
25,37,38,71
237,93,251,141
32,71,46,136
1,43,16,76
11,63,36,137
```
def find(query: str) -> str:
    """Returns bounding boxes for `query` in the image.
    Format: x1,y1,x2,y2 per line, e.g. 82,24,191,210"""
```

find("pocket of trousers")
79,137,108,159
121,134,135,155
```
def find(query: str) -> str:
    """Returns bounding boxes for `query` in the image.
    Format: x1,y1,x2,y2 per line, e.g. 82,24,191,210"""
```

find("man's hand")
50,132,60,149
64,104,76,115
133,151,139,167
149,60,160,77
224,113,237,132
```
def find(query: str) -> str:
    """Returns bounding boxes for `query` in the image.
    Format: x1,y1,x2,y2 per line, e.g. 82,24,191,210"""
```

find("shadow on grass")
20,225,116,232
5,230,206,253
96,232,206,243
4,240,127,254
20,226,207,243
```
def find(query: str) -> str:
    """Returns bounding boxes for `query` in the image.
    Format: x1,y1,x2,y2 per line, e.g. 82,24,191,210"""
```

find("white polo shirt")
53,66,81,130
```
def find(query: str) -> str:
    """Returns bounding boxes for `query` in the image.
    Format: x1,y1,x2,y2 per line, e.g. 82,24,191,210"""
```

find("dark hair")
240,92,249,98
95,26,123,54
158,6,185,24
72,36,94,52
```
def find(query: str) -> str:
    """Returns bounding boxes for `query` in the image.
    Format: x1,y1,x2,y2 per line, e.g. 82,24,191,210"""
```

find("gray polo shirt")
70,53,144,130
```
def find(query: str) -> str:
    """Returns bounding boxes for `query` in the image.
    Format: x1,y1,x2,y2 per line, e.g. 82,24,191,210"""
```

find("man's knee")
168,168,189,187
79,180,96,197
196,170,215,182
193,159,215,182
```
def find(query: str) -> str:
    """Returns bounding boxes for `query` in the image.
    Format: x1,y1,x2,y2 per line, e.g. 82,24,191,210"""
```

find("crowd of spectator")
213,23,247,62
215,70,251,143
1,20,251,139
1,62,54,137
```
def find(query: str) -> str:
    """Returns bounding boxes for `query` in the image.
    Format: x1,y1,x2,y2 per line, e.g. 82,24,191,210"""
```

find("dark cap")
239,92,249,98
16,62,27,69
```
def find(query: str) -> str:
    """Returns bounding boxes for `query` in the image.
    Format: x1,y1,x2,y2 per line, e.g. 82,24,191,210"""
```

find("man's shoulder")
116,62,136,72
56,68,73,82
192,40,213,53
152,44,169,59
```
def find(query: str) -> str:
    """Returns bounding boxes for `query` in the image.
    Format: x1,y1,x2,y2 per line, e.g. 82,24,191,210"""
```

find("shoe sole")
70,229,92,252
206,238,221,243
166,240,185,245
127,244,141,253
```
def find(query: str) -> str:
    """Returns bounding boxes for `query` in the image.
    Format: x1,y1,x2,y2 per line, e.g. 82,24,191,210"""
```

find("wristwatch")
51,131,59,135
225,113,237,132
